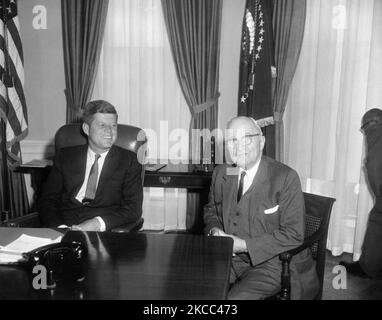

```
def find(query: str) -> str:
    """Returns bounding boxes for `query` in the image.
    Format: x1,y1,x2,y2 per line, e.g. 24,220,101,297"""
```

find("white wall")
18,0,65,205
19,0,66,145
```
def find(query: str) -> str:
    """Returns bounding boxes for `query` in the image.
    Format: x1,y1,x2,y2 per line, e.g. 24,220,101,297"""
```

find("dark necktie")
237,171,246,202
83,153,101,202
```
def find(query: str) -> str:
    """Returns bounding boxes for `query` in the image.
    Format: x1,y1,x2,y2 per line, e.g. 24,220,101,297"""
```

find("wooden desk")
0,230,233,300
145,164,213,233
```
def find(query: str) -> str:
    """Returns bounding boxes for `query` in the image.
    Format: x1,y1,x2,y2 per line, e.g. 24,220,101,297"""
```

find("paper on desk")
0,234,62,264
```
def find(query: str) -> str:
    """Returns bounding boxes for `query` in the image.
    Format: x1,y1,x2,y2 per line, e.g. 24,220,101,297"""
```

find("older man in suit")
38,100,143,231
204,116,319,300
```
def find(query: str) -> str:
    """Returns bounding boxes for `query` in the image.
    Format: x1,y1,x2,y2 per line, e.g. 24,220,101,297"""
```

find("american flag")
0,0,28,167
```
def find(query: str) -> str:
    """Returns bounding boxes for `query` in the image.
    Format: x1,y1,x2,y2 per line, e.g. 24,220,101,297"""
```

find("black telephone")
22,241,87,288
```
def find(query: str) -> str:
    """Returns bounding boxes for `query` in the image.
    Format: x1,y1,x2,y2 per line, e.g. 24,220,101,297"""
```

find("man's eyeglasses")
226,133,262,148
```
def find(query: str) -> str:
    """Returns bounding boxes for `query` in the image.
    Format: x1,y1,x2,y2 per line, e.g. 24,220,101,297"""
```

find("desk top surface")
0,230,233,300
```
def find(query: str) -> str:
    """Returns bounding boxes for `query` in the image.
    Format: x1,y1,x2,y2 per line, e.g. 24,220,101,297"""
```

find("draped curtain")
92,0,191,231
161,0,222,230
272,0,306,162
61,0,109,123
284,0,382,259
161,0,222,157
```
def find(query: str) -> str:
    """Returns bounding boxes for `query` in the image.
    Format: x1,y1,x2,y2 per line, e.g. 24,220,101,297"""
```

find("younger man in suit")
38,100,143,231
204,116,319,299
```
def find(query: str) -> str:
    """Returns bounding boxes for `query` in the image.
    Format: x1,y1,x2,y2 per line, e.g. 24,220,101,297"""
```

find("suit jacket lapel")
222,165,240,228
70,145,88,202
95,146,119,199
244,156,269,197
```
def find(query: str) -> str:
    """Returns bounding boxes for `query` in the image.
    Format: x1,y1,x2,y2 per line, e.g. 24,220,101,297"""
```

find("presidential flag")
238,0,274,127
0,0,28,167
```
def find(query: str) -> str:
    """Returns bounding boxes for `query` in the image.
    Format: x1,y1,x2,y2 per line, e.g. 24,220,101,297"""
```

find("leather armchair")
4,123,147,232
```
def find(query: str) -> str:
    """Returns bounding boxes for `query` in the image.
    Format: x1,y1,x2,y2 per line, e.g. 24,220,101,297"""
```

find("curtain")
161,0,222,229
161,0,222,158
284,0,382,259
272,0,306,162
92,0,190,231
61,0,109,123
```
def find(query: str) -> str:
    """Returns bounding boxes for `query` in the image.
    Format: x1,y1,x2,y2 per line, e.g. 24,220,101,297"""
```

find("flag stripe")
8,87,27,131
5,57,27,116
0,18,24,63
0,67,27,124
0,34,25,85
0,94,22,141
0,85,27,146
5,20,23,63
10,143,20,161
0,39,27,119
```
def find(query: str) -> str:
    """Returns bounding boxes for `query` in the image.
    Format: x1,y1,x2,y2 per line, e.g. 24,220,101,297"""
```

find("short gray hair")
83,100,117,124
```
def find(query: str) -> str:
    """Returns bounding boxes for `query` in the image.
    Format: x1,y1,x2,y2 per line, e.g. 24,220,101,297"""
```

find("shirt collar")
239,158,261,179
87,147,109,160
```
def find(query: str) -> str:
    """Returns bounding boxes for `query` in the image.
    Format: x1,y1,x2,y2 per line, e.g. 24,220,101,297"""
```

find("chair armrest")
274,228,325,300
3,212,41,228
111,217,144,233
280,227,325,260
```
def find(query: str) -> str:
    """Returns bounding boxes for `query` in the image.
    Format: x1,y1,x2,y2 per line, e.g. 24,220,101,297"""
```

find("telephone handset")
22,241,87,288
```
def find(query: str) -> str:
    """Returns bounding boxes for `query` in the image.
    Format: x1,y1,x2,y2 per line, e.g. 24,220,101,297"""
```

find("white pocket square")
264,205,279,214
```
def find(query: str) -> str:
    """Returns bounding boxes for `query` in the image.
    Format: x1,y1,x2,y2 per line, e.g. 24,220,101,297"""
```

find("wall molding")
20,139,55,162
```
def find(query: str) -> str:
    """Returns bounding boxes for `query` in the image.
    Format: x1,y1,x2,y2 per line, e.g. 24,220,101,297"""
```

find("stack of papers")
0,234,62,264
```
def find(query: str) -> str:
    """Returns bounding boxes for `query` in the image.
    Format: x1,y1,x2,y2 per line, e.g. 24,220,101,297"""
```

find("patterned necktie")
237,171,246,202
83,153,101,202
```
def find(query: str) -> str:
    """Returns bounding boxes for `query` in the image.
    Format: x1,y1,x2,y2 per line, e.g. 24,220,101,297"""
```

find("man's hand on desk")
209,227,248,254
208,227,227,237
